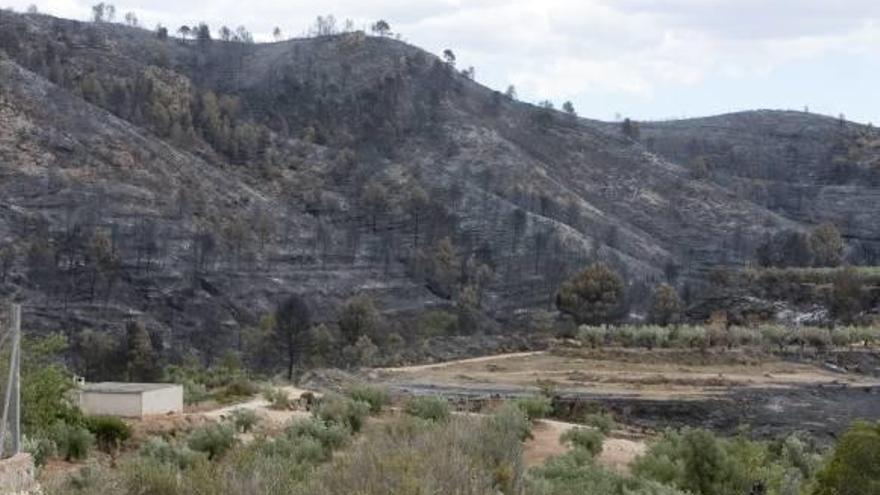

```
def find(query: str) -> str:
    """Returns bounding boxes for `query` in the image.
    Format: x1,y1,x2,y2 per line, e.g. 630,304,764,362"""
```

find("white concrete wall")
141,386,184,416
79,392,142,418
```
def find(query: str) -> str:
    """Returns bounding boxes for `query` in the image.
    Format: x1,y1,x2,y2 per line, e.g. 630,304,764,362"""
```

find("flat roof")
81,382,181,394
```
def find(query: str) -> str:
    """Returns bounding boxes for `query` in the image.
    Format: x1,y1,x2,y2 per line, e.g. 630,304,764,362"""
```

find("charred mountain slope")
0,11,877,359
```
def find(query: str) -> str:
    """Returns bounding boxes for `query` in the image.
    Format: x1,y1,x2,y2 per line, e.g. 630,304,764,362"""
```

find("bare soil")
374,347,880,439
523,419,646,472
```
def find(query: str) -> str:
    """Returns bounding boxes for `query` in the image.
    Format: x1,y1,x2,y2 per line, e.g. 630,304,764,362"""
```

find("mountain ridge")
0,10,878,363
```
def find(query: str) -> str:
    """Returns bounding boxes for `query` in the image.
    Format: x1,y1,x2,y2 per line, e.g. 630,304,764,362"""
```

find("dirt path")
377,351,546,372
523,419,646,472
198,386,314,426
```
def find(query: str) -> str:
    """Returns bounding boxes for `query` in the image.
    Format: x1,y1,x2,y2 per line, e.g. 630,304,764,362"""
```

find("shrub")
139,436,207,469
529,453,688,495
761,325,793,352
631,428,814,495
728,327,762,347
632,428,736,495
120,459,185,495
345,383,391,414
84,416,131,452
22,436,55,467
262,387,291,410
215,377,259,402
230,408,260,433
286,418,350,450
257,433,329,466
314,394,371,432
561,428,605,458
584,412,616,435
799,327,831,351
182,380,210,405
577,325,607,348
488,402,533,441
418,310,459,337
853,326,880,347
612,326,638,347
812,420,880,495
50,421,94,461
403,395,451,422
514,396,553,421
670,326,707,349
634,326,669,350
831,327,855,347
187,422,236,460
302,412,526,495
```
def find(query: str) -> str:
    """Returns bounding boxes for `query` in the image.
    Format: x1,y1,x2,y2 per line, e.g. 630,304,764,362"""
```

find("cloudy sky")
7,0,880,123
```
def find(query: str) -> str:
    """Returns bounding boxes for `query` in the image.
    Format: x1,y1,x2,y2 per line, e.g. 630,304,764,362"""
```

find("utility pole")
0,303,21,458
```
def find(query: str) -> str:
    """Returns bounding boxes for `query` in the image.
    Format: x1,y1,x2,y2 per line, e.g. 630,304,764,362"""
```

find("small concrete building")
78,383,184,418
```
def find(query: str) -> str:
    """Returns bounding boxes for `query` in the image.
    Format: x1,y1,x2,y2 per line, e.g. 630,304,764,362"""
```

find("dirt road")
373,347,880,438
376,351,546,373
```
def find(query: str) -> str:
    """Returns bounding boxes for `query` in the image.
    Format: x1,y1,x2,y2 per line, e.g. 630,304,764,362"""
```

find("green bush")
761,325,793,351
257,418,353,465
528,452,688,495
577,326,607,348
728,327,762,347
799,327,831,351
84,416,131,452
418,310,459,337
23,436,55,467
830,327,855,347
50,421,94,461
230,408,260,433
634,326,670,350
489,402,533,441
612,326,637,347
584,412,616,435
345,383,391,415
812,421,880,495
853,326,880,347
514,396,553,421
139,436,207,469
670,326,707,348
314,394,371,432
403,395,451,422
631,428,815,495
262,387,291,410
187,422,236,460
182,380,210,405
561,428,604,458
286,418,351,451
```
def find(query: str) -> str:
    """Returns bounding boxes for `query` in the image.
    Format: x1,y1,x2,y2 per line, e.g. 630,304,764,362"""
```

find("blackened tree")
275,295,311,380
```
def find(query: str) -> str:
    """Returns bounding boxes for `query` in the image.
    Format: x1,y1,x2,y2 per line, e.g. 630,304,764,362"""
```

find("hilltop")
0,10,878,365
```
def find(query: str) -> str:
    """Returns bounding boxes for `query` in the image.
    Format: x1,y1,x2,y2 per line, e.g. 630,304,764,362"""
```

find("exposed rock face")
0,11,877,362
